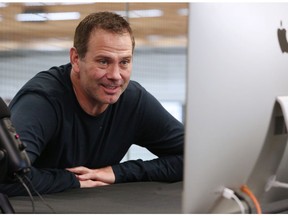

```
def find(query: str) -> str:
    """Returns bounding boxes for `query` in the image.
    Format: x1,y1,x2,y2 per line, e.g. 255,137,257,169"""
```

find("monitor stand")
247,96,288,203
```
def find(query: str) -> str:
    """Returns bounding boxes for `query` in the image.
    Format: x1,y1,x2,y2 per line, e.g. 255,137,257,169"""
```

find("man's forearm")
0,167,79,197
112,155,183,183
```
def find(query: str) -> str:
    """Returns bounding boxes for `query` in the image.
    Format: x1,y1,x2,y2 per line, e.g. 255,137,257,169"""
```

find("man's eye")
99,60,108,65
121,60,130,65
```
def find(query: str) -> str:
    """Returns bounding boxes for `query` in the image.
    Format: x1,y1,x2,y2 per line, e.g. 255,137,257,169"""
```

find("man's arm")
114,88,184,183
0,167,79,196
0,93,80,196
112,155,183,183
66,154,182,187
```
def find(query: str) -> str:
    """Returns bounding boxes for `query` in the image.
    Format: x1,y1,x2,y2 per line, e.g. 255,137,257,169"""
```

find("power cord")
241,184,262,214
23,175,56,213
222,187,246,214
15,173,56,213
234,191,252,214
14,173,35,213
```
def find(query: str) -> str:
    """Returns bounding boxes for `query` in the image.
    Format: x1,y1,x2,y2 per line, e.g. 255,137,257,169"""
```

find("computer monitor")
183,3,288,213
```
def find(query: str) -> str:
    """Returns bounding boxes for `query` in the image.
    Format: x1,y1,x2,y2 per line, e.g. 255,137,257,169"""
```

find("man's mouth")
104,85,118,89
101,84,121,94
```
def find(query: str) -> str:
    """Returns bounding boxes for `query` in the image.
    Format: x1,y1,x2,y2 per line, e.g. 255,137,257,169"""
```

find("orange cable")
240,184,262,214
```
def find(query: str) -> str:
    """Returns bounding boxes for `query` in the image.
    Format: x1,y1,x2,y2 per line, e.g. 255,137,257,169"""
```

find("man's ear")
70,47,80,73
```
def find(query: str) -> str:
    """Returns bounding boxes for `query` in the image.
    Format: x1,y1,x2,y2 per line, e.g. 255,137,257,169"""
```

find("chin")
105,96,120,104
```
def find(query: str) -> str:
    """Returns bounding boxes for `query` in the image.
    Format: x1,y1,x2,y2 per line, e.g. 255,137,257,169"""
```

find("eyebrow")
95,55,132,60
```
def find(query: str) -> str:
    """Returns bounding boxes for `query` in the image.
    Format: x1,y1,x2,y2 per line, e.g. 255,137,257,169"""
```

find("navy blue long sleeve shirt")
0,63,184,196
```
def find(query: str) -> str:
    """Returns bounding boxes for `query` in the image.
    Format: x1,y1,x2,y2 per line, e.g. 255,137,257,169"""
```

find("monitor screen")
183,3,288,213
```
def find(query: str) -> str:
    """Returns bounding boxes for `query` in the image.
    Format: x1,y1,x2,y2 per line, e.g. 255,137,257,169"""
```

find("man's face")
73,29,133,106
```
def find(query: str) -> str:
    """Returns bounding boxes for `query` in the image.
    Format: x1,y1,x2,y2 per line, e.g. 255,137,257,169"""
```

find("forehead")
87,29,133,54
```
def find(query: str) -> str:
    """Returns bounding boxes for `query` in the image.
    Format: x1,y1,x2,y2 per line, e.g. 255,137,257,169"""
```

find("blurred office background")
0,2,188,161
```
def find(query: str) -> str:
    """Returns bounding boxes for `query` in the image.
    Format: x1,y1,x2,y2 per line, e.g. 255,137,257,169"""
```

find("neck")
70,70,108,116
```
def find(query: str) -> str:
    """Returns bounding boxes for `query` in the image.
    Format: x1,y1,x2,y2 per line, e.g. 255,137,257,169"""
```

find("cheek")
91,69,107,80
80,64,100,79
123,67,132,80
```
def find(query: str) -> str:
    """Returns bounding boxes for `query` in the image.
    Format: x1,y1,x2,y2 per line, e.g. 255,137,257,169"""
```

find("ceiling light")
24,2,94,6
16,12,80,22
177,8,188,16
60,2,95,5
24,3,57,6
116,9,163,18
0,3,7,8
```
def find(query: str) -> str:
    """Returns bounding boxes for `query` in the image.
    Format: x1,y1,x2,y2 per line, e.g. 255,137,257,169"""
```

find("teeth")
105,85,117,89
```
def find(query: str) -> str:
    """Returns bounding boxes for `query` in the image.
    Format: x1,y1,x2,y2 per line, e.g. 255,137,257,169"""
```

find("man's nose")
107,64,121,80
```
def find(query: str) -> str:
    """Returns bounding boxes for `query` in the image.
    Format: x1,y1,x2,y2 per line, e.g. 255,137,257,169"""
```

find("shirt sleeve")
0,167,79,196
112,87,184,183
0,93,80,196
112,155,183,183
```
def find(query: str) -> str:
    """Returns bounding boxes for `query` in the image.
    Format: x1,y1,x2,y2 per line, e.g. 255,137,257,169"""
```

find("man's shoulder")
122,80,150,100
119,80,159,108
34,63,71,83
10,63,72,107
21,63,71,93
126,80,146,93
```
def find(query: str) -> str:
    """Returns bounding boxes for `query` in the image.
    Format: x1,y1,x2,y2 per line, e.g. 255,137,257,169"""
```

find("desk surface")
9,181,183,214
8,181,288,214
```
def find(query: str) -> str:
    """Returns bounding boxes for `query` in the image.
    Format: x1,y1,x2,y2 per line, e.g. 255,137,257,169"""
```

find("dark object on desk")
10,182,182,214
0,97,31,183
0,97,31,213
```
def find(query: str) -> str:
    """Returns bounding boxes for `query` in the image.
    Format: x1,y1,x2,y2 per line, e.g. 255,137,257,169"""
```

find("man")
0,11,183,196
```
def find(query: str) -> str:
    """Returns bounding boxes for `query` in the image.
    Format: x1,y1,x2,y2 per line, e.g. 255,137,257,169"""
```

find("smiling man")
0,12,184,195
70,28,133,115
